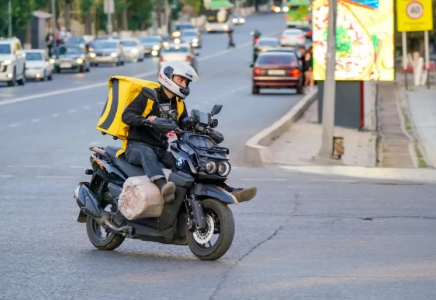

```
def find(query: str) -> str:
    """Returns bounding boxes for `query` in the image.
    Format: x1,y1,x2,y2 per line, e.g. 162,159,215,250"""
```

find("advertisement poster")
313,0,395,81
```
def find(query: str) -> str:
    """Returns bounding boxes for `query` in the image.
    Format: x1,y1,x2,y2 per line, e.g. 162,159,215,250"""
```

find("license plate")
60,63,72,68
268,70,286,75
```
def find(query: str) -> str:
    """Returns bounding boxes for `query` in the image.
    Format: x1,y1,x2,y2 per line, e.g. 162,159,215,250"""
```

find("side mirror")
250,63,254,68
142,86,158,101
211,104,223,116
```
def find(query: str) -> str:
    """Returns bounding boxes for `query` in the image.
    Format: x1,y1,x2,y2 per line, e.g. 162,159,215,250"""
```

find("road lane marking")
52,113,59,117
83,106,90,109
24,165,51,168
9,124,19,127
0,175,13,178
0,30,283,107
36,175,81,179
32,119,40,122
69,109,76,113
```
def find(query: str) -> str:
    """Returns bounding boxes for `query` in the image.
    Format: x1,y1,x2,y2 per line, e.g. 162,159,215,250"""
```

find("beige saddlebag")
118,170,171,220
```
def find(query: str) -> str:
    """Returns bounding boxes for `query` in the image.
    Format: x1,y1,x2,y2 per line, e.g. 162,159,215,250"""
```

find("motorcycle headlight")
205,161,217,174
218,162,231,177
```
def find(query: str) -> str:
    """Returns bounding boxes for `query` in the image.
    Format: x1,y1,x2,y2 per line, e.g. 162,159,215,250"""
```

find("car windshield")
284,30,303,35
26,52,43,60
257,40,279,47
93,41,118,49
181,31,197,37
258,54,297,65
176,24,194,30
58,47,82,55
0,44,11,54
161,46,189,53
160,35,171,41
140,37,160,43
66,37,85,44
121,40,138,46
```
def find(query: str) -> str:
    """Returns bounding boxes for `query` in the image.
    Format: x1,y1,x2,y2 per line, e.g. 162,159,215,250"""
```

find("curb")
244,89,318,167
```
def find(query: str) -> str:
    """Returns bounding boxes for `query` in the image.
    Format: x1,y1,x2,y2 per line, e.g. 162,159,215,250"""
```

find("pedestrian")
227,29,235,49
304,46,314,92
298,46,307,92
45,31,54,56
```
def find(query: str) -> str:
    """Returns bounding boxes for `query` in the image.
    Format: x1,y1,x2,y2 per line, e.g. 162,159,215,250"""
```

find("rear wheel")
187,199,235,261
86,204,125,251
252,84,260,94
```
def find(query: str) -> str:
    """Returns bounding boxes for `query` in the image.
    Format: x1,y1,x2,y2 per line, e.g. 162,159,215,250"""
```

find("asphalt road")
1,12,436,300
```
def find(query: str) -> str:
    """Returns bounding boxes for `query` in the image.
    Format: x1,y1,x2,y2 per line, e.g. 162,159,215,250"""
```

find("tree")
80,0,94,34
0,0,39,38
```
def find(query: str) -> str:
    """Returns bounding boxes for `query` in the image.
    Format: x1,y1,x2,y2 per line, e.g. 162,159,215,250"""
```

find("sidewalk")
405,83,436,168
269,95,377,167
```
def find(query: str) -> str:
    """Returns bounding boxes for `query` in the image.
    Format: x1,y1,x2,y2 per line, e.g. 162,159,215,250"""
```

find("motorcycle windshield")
191,109,210,125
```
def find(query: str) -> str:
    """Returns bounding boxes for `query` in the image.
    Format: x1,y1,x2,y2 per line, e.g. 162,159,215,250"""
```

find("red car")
251,52,303,95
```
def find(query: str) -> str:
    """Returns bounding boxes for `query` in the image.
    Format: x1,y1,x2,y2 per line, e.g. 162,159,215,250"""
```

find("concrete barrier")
244,89,318,167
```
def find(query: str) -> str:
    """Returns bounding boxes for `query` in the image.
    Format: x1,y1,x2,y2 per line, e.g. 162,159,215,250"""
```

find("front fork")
186,196,206,230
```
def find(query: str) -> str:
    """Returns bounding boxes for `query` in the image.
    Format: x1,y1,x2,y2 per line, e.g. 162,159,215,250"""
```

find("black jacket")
122,87,188,148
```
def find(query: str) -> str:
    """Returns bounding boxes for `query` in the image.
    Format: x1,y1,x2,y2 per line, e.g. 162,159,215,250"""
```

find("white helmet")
158,60,199,99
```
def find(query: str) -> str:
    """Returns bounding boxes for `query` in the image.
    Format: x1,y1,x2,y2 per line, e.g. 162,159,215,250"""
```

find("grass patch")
415,145,429,168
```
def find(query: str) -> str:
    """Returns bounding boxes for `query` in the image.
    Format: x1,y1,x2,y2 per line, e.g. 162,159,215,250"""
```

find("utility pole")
52,0,56,50
8,0,12,37
317,0,337,159
104,0,114,35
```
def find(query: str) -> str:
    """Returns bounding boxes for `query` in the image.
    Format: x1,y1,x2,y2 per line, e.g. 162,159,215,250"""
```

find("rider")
122,60,256,203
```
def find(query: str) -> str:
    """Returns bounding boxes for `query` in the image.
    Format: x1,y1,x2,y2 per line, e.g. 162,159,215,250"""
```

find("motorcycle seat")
104,146,145,177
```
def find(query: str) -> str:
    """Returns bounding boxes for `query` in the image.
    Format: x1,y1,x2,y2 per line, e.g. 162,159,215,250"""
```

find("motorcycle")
74,89,244,261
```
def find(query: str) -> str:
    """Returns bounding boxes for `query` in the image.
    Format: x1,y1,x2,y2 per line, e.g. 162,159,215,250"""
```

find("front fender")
194,183,238,205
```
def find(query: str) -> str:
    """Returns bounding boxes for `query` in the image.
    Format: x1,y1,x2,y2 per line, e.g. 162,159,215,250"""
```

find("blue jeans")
125,142,173,182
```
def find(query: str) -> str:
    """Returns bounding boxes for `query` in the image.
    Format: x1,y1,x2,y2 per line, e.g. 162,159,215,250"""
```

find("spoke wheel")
187,199,235,261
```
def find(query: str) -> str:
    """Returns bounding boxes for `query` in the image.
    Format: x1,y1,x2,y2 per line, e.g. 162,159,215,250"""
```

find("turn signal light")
253,68,262,76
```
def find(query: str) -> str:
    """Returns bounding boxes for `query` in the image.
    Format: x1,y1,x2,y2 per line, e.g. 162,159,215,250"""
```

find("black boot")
155,178,176,203
231,187,257,203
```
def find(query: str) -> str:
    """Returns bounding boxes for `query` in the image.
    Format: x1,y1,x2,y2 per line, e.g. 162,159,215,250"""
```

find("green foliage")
80,0,94,18
0,0,41,37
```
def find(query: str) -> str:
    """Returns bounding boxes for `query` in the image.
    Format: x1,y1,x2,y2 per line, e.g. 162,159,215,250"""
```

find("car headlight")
89,53,96,58
111,52,118,57
173,32,180,38
232,18,238,23
131,48,138,54
223,24,229,30
163,42,170,47
192,38,199,43
76,58,83,64
240,18,245,23
174,38,180,44
152,45,160,50
283,7,289,12
275,7,281,12
49,58,56,64
2,60,12,66
205,161,217,174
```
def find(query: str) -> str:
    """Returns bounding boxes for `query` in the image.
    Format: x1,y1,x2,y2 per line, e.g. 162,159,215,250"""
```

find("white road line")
98,101,105,105
0,175,13,178
9,124,19,127
69,109,76,113
241,178,287,182
24,165,52,168
83,106,90,109
36,175,81,179
52,113,59,117
310,179,357,183
32,119,40,122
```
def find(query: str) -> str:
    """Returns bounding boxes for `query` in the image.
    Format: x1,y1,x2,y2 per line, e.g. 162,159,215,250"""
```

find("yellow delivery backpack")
96,76,185,158
96,76,160,157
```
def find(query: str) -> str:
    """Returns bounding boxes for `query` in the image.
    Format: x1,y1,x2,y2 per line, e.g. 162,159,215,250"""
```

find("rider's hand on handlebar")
143,116,156,127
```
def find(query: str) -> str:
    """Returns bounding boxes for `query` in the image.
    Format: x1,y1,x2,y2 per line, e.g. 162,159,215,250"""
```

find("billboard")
313,0,394,81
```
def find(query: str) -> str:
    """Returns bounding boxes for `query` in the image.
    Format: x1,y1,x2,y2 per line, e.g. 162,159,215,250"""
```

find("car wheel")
55,67,61,73
7,68,17,87
42,70,47,81
296,85,304,95
48,71,53,81
252,84,260,95
121,60,125,66
79,65,85,73
94,63,98,67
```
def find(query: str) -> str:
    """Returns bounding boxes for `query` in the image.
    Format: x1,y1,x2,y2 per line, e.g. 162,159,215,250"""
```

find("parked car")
253,37,280,62
0,37,26,86
172,22,196,39
89,39,125,66
121,38,145,62
280,28,305,47
250,52,303,95
232,14,246,25
52,45,91,73
24,50,54,81
139,36,162,56
159,43,199,74
175,29,202,48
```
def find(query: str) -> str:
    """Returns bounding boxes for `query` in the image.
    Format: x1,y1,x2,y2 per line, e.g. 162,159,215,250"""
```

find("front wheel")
187,199,235,261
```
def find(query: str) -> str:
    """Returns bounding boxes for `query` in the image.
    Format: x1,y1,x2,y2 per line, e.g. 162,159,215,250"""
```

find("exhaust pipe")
95,212,132,234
